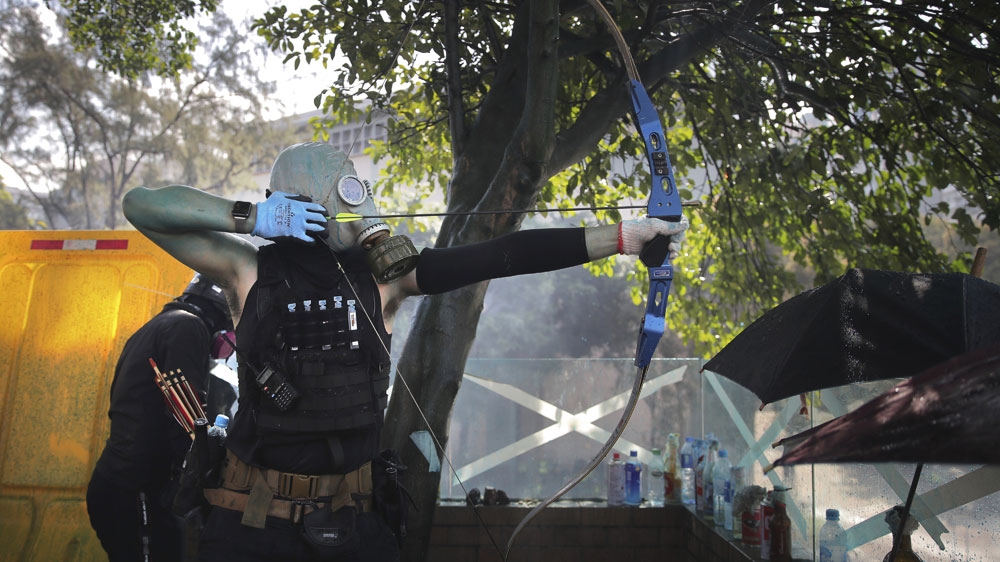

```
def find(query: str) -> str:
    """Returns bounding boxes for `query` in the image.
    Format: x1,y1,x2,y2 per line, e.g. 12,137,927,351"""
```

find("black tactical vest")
227,243,391,472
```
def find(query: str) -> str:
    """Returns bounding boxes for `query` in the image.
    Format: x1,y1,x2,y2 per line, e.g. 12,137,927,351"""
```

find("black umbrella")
702,268,1000,405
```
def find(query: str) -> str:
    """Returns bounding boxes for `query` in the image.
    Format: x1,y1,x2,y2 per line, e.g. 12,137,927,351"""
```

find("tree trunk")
382,282,491,561
382,2,561,559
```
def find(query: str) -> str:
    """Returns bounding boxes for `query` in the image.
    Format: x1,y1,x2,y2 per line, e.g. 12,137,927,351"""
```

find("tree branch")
444,0,467,158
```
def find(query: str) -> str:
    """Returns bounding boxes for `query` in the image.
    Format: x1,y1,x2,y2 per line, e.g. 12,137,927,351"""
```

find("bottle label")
741,509,761,546
819,541,846,562
761,502,774,560
624,462,642,505
681,452,693,468
704,479,714,516
695,471,705,511
607,462,625,506
664,473,676,501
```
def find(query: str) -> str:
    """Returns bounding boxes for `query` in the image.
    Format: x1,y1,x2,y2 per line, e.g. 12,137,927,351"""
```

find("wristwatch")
232,201,253,234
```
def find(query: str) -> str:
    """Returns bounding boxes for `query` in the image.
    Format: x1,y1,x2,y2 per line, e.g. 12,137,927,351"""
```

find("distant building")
250,109,391,193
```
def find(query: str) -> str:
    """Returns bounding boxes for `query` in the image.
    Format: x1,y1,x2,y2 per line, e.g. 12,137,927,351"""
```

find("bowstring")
326,253,505,557
319,1,506,557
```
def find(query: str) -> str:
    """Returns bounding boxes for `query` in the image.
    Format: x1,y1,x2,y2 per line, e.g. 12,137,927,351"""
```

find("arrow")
329,202,699,222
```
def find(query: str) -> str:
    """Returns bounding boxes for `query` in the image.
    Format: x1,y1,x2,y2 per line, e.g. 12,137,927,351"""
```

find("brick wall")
427,503,756,562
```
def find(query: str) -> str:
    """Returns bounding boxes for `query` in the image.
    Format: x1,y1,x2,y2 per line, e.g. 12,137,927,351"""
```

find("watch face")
232,201,252,219
337,175,368,206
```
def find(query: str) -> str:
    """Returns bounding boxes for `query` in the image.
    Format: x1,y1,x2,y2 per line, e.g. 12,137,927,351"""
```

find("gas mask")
269,142,418,282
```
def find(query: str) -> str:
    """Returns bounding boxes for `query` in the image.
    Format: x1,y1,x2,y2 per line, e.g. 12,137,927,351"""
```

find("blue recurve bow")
503,2,684,558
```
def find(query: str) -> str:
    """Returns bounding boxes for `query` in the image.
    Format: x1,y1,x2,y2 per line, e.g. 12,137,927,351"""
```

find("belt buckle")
279,473,319,498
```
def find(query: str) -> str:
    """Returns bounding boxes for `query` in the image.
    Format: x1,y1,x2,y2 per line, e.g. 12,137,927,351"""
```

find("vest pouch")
301,504,359,560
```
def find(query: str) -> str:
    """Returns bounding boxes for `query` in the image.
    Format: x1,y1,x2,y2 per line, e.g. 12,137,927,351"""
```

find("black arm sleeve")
415,227,590,295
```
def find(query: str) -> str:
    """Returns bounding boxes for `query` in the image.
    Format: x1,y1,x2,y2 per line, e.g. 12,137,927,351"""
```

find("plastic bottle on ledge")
624,450,643,506
679,437,696,505
727,465,746,534
701,440,719,521
760,490,774,561
648,448,665,507
769,487,792,562
208,414,229,443
694,439,707,514
664,434,680,504
819,508,847,562
711,449,731,527
606,452,625,507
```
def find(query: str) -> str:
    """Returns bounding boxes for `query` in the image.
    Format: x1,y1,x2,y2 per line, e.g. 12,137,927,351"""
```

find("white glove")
619,215,689,259
251,191,328,242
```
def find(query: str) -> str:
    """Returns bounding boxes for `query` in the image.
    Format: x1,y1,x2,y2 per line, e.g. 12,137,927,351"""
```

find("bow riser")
635,266,673,368
628,79,683,222
629,78,682,369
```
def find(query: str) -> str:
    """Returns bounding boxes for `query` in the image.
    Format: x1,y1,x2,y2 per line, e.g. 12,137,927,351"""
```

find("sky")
221,0,332,118
3,2,430,191
0,1,326,190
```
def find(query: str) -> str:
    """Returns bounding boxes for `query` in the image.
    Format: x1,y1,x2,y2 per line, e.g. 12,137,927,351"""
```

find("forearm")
415,227,593,295
123,185,256,235
584,223,620,260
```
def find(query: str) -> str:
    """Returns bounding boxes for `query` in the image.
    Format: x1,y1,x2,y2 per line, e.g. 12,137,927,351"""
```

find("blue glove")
251,191,328,242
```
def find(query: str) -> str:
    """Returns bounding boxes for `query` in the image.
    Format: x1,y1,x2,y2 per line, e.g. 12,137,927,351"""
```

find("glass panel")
418,356,1000,561
439,357,702,500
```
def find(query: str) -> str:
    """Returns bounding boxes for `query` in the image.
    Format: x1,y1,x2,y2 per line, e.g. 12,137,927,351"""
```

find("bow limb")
503,363,651,559
504,3,684,558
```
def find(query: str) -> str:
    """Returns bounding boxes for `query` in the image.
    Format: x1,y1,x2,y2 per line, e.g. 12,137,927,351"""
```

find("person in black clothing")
121,142,688,561
87,274,232,562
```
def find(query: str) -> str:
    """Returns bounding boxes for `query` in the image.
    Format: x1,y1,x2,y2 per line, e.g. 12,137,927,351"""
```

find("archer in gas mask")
254,142,418,282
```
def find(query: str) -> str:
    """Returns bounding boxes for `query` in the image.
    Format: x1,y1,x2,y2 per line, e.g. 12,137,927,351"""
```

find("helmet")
171,274,232,334
180,274,229,318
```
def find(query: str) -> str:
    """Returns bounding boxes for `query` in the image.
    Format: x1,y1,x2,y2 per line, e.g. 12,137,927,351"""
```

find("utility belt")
204,451,373,528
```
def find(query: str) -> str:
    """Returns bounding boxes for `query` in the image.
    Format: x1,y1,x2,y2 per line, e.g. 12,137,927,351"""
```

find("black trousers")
87,469,183,562
197,507,400,562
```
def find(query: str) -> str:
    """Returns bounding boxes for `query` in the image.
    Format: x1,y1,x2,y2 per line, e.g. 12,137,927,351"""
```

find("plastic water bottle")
680,437,696,505
712,449,731,527
700,440,719,520
624,450,643,506
208,414,229,443
606,452,625,506
727,465,746,533
664,433,680,504
819,508,848,562
647,447,665,507
694,439,707,513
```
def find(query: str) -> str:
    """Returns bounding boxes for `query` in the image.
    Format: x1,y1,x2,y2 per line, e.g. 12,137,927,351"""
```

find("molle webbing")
248,244,392,436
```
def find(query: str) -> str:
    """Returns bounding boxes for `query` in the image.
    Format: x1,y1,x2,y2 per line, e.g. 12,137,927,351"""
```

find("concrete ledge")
428,503,755,562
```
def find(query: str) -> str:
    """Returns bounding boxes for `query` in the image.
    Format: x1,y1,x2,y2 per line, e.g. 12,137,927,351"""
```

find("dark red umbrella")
769,341,1000,468
768,340,1000,561
703,268,1000,405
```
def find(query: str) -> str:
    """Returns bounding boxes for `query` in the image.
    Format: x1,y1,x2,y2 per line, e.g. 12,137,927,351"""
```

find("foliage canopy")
53,0,1000,351
251,0,1000,353
1,3,290,229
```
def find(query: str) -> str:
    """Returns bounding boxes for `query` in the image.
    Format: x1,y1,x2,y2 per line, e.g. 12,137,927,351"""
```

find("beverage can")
760,493,774,560
742,507,761,546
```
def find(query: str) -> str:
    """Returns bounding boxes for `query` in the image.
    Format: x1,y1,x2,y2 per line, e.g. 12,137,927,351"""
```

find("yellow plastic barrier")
0,231,193,562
